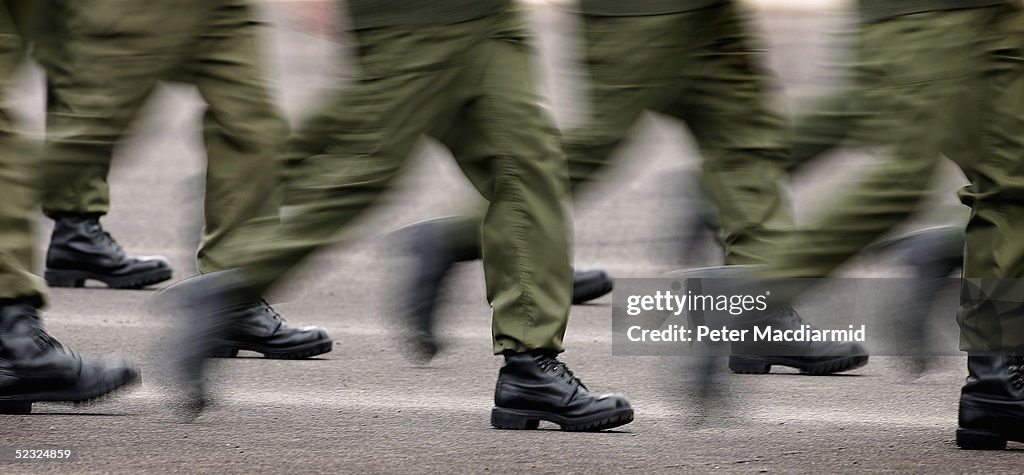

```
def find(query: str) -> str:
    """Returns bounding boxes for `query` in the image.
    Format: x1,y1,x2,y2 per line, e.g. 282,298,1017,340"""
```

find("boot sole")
729,354,869,376
210,338,334,360
956,428,1020,450
45,267,172,290
0,371,142,415
572,276,614,304
491,407,634,432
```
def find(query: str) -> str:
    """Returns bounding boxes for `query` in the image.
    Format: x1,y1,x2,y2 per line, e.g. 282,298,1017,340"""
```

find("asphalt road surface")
2,2,1017,473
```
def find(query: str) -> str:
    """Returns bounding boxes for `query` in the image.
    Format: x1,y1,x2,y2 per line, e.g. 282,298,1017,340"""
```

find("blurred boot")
395,218,481,362
491,351,633,431
396,219,613,362
209,300,332,359
894,226,964,279
45,213,172,289
669,265,869,375
0,299,140,414
728,304,870,375
158,271,251,419
867,225,964,278
956,354,1024,450
870,226,964,374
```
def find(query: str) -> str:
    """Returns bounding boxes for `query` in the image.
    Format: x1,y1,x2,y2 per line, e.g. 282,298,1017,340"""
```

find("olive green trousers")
228,9,573,354
438,2,794,266
0,0,45,302
771,5,1024,351
39,0,287,272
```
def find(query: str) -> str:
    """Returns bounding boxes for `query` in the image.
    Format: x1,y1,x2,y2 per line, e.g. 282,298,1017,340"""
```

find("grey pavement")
1,2,1015,473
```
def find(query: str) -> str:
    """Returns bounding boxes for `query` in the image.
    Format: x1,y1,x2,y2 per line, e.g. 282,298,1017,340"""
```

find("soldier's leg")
32,0,103,217
668,2,792,266
429,11,683,240
665,2,865,376
947,7,1024,450
406,10,699,295
711,11,962,370
224,21,478,294
393,11,704,360
439,26,572,356
762,11,982,279
437,10,683,244
178,1,327,360
440,9,631,431
189,0,288,274
0,1,139,415
392,10,696,353
38,0,193,289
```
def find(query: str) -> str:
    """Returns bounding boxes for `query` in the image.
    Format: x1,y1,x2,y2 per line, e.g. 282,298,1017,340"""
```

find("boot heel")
957,428,1007,450
729,355,771,374
491,408,540,430
45,270,86,288
0,401,33,414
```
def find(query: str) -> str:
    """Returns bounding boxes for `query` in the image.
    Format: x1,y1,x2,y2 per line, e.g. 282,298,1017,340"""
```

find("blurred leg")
180,0,328,360
440,12,692,248
42,0,191,198
0,0,43,302
670,2,793,265
440,12,572,354
38,1,191,215
232,22,471,294
763,11,984,278
190,0,289,273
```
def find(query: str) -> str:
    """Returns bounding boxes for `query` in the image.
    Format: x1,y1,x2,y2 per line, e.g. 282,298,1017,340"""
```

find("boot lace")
1009,354,1024,390
537,356,587,390
259,300,287,330
86,220,127,259
260,300,281,319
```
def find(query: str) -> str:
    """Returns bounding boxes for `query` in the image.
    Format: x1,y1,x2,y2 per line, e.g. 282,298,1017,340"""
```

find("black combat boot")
209,300,333,359
397,218,614,362
956,354,1024,450
728,304,869,375
491,351,634,431
45,213,172,289
0,299,140,414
